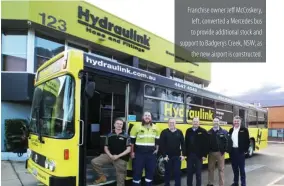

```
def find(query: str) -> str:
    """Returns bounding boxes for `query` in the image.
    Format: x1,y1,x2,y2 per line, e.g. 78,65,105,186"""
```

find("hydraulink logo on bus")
161,102,230,124
85,55,156,81
163,103,214,121
77,6,150,53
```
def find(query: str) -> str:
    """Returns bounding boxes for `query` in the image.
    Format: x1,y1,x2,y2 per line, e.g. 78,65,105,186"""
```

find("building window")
184,75,195,85
171,70,184,82
34,34,65,71
67,42,88,52
139,59,165,76
119,57,133,66
2,31,27,71
91,49,119,63
139,62,147,70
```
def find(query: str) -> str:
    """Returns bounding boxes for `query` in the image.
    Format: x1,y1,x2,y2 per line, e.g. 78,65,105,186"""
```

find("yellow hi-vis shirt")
130,123,160,147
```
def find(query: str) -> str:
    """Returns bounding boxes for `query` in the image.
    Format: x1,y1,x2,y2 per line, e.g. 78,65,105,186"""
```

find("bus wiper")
25,117,31,139
36,108,44,144
38,120,44,144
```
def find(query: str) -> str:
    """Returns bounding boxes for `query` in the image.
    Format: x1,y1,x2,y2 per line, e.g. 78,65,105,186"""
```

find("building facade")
267,106,284,141
1,1,211,152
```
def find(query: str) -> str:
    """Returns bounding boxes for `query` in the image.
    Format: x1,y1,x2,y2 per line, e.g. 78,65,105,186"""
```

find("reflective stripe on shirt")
130,124,160,146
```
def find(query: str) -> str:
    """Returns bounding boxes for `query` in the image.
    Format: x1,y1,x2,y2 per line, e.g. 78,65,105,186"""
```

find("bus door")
79,73,130,185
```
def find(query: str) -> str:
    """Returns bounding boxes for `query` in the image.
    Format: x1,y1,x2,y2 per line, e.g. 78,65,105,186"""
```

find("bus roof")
79,50,266,112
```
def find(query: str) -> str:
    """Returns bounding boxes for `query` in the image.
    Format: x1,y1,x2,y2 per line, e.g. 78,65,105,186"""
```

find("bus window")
248,109,257,127
186,94,202,105
202,98,214,108
264,112,268,128
224,104,233,112
144,84,184,123
29,75,75,139
216,102,233,111
215,101,233,125
166,89,184,103
258,111,267,128
143,98,184,123
144,98,160,121
233,106,239,116
129,81,144,121
144,84,167,99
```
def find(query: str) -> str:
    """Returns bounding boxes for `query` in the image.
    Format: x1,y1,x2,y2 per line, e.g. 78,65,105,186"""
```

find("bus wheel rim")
157,156,165,176
249,144,253,155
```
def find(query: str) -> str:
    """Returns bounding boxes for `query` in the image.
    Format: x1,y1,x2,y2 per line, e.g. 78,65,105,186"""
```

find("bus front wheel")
247,139,255,158
154,154,165,183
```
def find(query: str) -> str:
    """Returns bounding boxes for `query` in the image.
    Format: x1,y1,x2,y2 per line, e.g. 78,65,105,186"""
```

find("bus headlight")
27,149,32,158
45,160,49,169
45,159,56,171
49,160,56,172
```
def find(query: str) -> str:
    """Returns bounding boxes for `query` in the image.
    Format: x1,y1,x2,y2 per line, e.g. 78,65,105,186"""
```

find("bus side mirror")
85,81,96,98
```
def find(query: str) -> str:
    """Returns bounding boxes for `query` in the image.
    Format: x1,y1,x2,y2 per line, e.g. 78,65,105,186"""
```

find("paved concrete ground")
156,143,284,186
1,143,284,186
1,160,39,186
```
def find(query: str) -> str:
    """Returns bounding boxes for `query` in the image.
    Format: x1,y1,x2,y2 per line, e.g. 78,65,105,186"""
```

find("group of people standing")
91,111,250,186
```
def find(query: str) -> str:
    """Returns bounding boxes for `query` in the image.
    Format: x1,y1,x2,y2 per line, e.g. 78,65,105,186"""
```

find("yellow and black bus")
26,50,268,186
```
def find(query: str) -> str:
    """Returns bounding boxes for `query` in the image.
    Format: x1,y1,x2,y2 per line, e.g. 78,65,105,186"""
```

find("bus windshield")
29,75,75,139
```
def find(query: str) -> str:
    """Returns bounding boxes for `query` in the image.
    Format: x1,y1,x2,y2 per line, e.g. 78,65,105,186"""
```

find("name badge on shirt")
119,137,124,140
198,132,202,134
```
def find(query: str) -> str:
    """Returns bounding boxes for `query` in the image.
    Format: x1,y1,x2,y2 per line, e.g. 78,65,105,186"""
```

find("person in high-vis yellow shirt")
130,111,160,186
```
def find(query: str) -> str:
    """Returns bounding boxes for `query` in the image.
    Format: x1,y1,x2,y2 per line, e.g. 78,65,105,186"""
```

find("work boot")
231,183,239,186
94,175,107,184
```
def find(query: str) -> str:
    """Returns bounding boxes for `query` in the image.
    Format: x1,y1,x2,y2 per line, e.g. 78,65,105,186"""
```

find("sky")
87,0,284,97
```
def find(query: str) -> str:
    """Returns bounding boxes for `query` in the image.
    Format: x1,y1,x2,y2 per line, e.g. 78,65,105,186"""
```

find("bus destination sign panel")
37,57,65,81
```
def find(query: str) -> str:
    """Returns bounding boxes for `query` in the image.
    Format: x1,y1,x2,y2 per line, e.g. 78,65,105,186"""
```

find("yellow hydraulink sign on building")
2,1,211,82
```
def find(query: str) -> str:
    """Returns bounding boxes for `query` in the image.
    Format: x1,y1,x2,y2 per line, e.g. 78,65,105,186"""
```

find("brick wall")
266,106,284,140
267,106,284,129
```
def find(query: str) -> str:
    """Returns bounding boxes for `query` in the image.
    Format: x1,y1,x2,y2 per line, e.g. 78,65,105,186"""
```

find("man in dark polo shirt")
91,118,131,186
159,117,185,186
185,117,209,186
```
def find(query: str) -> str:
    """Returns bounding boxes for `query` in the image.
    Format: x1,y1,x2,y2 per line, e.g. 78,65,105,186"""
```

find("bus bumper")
27,159,76,186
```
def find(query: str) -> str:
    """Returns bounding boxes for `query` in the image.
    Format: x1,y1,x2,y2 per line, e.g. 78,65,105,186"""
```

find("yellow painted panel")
1,1,29,20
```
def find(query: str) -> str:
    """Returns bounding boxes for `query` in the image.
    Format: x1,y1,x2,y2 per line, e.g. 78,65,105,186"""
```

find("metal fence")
268,128,284,142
